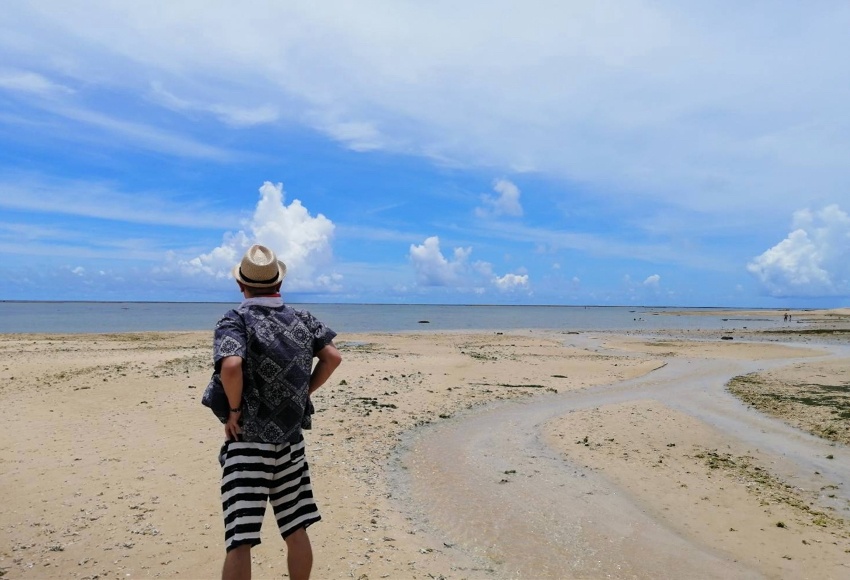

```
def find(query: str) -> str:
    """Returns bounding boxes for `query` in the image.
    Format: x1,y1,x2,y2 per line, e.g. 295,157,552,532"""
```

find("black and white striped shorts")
220,434,321,551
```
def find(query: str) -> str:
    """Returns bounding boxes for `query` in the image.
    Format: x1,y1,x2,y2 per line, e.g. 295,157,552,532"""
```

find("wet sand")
1,311,849,578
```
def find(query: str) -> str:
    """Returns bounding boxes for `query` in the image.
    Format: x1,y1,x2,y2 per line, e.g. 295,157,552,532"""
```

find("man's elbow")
328,350,343,370
321,346,343,370
221,356,243,377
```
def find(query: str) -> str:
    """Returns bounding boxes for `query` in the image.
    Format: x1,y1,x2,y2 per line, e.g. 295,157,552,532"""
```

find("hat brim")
231,260,287,288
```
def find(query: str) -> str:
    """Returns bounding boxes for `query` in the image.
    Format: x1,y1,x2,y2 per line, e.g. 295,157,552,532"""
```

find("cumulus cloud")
494,273,529,291
409,236,531,293
182,182,337,291
747,205,850,297
476,179,523,218
643,274,661,287
408,236,471,286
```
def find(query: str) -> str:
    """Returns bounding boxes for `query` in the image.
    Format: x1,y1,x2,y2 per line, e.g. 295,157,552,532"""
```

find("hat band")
239,267,280,285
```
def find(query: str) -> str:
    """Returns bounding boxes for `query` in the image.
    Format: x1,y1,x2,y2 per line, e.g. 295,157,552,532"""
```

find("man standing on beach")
213,244,342,580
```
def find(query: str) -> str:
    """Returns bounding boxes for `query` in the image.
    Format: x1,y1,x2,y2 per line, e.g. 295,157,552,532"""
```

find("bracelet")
230,407,242,413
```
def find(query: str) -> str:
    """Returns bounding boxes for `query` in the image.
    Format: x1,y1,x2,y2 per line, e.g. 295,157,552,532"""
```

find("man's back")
214,300,336,443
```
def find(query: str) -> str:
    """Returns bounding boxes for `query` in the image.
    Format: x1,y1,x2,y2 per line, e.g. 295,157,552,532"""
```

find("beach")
1,309,849,579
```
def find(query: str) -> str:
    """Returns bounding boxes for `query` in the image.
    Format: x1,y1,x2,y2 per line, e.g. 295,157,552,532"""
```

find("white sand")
1,321,848,578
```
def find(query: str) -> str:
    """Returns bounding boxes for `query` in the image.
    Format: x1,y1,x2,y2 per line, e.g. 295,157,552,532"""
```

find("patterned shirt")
213,301,336,443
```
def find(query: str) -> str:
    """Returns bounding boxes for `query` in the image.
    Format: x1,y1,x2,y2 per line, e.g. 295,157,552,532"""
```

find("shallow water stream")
393,339,849,579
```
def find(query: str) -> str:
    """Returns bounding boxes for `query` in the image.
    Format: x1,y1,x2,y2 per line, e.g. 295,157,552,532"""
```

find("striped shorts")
220,434,321,551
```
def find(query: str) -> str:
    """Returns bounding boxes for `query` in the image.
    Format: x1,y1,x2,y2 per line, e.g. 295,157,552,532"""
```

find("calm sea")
0,301,783,334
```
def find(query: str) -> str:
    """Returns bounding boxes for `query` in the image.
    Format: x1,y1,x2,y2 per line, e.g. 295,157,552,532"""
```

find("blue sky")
1,1,849,306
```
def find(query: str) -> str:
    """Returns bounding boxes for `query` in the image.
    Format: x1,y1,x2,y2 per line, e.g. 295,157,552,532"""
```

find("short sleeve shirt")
213,304,336,443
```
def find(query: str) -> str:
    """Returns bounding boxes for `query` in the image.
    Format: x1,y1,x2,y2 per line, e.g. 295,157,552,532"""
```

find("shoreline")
2,305,848,336
1,322,849,578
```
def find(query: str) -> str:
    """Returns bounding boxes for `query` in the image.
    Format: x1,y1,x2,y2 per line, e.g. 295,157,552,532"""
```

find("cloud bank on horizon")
0,2,848,306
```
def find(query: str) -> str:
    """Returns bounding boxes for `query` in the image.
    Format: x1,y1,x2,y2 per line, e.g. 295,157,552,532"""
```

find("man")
213,244,342,580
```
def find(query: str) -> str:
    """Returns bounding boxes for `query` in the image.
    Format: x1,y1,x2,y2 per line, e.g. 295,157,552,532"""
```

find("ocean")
0,301,783,334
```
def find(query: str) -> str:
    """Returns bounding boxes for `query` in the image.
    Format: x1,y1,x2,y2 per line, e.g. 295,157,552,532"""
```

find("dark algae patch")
758,328,850,335
691,447,846,533
727,372,850,445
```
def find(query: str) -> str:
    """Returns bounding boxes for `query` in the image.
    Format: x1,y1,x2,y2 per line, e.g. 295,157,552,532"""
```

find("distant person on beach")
213,244,342,580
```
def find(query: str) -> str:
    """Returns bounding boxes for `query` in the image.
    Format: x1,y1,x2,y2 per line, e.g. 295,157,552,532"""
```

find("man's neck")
243,291,281,299
241,294,283,307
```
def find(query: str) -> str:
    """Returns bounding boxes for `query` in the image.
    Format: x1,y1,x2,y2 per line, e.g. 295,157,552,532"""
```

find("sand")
1,310,848,579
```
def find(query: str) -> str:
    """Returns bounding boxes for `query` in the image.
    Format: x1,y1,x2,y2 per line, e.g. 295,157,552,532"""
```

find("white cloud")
183,182,338,291
493,273,529,291
747,205,850,297
4,3,850,225
71,266,85,276
0,70,73,95
408,236,471,286
311,115,386,152
622,273,662,296
150,82,279,127
209,104,279,128
476,179,523,218
643,274,661,287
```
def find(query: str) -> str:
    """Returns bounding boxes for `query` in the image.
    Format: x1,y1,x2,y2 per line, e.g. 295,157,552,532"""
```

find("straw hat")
232,244,287,288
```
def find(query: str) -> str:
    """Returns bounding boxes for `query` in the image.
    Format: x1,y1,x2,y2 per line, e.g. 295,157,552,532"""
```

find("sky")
1,1,849,307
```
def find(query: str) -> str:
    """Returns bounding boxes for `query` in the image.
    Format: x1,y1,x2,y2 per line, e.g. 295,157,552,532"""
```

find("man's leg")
269,436,321,580
221,544,251,580
220,442,275,580
284,527,312,580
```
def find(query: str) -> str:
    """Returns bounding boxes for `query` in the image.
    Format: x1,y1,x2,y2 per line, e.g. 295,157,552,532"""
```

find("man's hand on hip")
225,410,242,441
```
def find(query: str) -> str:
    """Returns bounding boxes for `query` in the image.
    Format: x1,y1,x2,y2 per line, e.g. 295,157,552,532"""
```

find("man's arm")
309,342,342,395
220,355,244,440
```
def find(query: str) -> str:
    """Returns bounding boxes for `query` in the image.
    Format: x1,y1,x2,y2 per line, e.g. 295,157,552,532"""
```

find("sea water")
0,301,784,334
